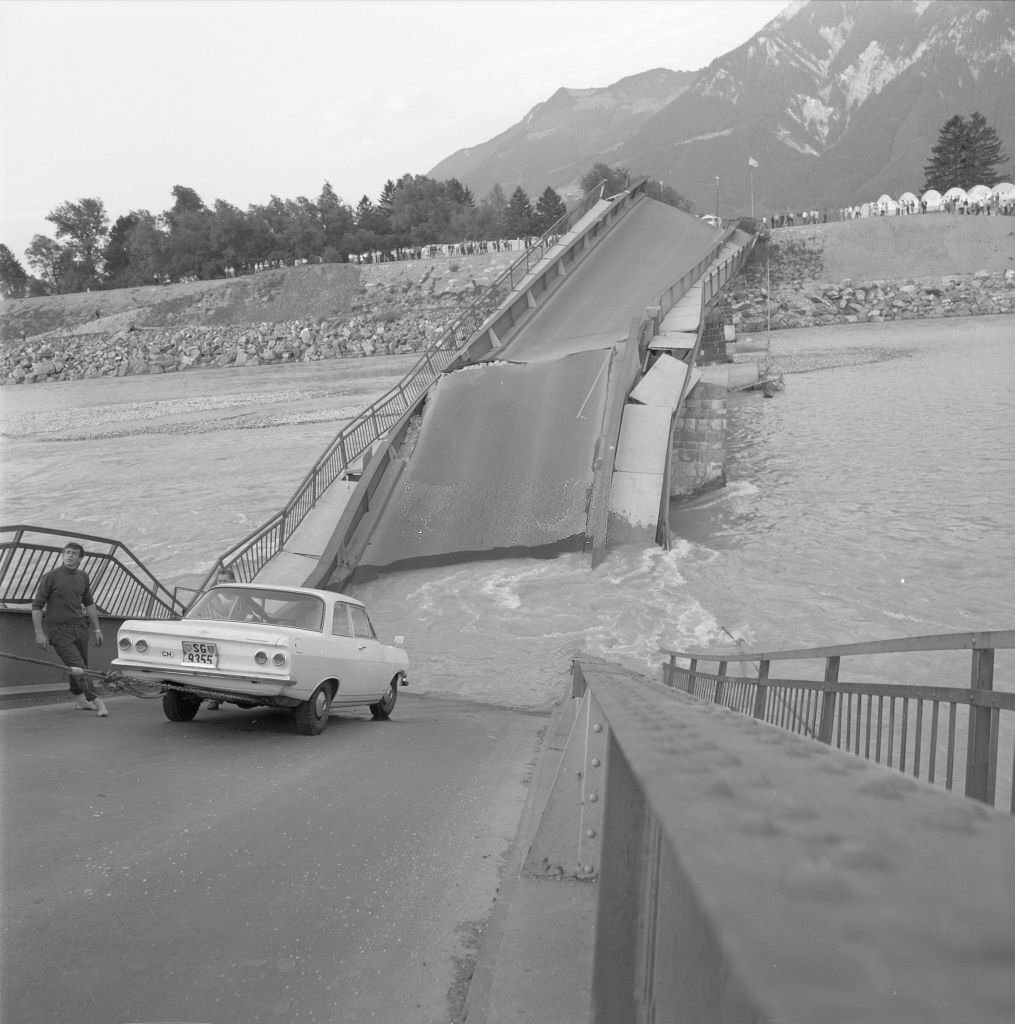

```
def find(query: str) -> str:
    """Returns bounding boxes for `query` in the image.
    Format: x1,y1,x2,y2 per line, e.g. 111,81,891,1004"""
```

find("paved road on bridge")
2,693,547,1024
353,199,718,577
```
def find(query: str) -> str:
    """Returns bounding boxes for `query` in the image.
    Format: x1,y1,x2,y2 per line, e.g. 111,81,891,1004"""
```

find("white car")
113,584,409,735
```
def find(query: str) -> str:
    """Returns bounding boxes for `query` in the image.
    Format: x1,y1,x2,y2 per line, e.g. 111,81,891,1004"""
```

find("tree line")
0,164,689,299
2,110,1004,301
0,177,556,298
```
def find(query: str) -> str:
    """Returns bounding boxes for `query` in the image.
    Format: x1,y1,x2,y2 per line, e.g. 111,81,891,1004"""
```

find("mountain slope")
428,68,696,199
428,1,1015,216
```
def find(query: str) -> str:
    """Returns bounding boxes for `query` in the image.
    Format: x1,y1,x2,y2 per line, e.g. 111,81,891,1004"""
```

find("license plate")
182,640,218,667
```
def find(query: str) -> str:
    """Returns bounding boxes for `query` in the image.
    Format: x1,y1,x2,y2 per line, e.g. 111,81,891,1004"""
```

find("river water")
2,315,1011,709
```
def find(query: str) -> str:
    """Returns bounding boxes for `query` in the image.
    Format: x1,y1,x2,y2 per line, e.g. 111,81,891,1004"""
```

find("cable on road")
0,651,162,698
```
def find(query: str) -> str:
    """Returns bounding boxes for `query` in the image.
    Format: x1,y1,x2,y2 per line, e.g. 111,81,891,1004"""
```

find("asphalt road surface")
1,691,549,1024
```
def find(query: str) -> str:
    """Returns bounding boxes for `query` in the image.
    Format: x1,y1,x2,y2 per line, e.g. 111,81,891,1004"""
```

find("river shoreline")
3,215,1014,385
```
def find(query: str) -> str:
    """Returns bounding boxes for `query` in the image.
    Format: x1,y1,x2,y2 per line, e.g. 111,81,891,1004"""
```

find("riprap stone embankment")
0,253,520,384
3,215,1013,385
728,215,1015,332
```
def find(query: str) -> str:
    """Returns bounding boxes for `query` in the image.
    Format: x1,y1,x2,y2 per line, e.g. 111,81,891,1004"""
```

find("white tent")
967,184,992,206
990,181,1015,198
921,189,943,211
942,186,967,204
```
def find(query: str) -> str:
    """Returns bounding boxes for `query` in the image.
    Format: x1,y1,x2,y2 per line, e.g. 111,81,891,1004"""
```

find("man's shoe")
94,698,109,718
76,696,96,711
207,701,221,710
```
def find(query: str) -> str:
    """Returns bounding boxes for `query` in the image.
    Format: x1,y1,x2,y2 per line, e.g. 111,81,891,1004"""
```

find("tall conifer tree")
923,112,1009,192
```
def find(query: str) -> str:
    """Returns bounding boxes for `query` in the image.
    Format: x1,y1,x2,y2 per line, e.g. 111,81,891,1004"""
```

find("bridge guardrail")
0,525,184,619
564,654,1014,1024
202,179,635,593
661,630,1015,812
587,226,759,564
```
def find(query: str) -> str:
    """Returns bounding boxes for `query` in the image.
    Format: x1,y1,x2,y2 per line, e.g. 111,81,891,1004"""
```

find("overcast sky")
1,0,787,261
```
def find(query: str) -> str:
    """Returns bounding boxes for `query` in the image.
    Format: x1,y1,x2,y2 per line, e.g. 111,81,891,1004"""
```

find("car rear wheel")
163,689,202,722
294,683,333,735
370,677,399,719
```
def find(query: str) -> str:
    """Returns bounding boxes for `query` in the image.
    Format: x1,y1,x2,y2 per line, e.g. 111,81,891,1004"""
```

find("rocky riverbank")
728,268,1015,334
726,216,1015,332
3,309,462,384
3,215,1013,385
0,253,519,384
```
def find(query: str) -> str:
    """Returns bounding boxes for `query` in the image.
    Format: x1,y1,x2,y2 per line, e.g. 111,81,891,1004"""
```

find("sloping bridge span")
353,349,611,576
326,196,720,586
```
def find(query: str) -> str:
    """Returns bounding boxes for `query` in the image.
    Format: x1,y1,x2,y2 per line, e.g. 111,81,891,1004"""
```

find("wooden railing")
661,631,1015,812
202,181,616,591
0,525,184,619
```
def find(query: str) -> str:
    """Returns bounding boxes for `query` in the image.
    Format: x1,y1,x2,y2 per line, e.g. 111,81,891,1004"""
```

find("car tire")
163,689,202,722
370,677,399,720
294,683,333,735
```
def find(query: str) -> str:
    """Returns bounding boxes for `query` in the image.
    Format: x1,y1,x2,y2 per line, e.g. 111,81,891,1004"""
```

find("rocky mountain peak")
429,1,1014,217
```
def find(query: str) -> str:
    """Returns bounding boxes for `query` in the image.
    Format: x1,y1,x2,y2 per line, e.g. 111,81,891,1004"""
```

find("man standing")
32,542,108,717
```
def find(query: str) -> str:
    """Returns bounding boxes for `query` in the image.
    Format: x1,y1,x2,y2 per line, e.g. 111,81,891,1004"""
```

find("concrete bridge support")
669,381,728,498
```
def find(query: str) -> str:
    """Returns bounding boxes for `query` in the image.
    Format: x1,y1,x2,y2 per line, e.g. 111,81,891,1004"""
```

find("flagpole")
750,166,755,219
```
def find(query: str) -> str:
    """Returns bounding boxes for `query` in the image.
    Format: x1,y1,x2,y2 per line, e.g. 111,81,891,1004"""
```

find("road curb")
462,684,596,1023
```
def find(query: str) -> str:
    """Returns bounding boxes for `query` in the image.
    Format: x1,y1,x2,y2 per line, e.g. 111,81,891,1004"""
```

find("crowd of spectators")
238,237,543,277
764,181,1015,229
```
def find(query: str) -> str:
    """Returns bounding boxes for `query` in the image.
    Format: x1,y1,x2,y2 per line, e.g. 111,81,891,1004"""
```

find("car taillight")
135,639,149,653
254,651,268,666
272,653,287,667
119,637,132,651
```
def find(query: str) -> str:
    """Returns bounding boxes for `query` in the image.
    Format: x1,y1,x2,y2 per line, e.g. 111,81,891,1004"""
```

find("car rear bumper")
162,681,304,709
111,660,297,699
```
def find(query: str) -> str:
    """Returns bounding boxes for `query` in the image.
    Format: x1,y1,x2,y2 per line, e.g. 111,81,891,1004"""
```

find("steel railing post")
752,660,770,719
965,645,996,804
818,656,840,743
715,661,728,705
662,653,676,688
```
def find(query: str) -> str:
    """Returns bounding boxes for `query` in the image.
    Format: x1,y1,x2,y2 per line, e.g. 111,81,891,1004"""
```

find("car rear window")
189,587,324,630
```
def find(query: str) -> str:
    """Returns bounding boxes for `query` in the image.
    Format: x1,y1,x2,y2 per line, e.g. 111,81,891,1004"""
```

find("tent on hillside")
967,184,992,207
898,191,919,213
921,189,943,211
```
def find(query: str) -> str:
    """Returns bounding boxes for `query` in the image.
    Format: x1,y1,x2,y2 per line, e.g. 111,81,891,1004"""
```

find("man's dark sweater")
32,566,95,624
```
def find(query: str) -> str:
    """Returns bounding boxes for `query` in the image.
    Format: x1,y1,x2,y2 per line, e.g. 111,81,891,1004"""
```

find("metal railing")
661,630,1015,812
203,181,617,590
565,655,1015,1024
0,525,185,619
587,227,759,564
